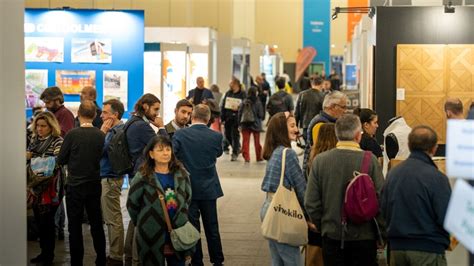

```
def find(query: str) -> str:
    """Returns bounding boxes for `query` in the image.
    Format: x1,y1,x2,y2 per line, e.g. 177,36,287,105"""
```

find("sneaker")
244,160,250,163
224,150,230,155
231,154,238,161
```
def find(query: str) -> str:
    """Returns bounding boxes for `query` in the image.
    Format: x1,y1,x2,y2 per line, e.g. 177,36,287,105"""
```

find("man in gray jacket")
305,114,385,266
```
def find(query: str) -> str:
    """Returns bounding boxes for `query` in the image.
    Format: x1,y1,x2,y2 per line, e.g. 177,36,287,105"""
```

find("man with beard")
40,86,74,137
164,99,193,139
124,93,166,265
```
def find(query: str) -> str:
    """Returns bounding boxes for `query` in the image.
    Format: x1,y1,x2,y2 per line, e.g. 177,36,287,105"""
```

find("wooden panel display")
397,44,474,143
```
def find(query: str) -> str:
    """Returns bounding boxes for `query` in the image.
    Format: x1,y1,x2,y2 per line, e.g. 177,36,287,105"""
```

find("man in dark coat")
187,76,214,105
173,104,225,266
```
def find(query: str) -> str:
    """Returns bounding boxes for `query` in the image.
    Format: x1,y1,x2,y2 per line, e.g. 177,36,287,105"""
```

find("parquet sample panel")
396,44,474,143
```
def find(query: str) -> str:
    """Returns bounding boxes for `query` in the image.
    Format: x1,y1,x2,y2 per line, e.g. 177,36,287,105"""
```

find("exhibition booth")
24,8,145,119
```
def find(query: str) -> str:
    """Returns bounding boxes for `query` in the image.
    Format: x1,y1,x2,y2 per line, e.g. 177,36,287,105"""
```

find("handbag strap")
278,148,288,187
156,189,173,233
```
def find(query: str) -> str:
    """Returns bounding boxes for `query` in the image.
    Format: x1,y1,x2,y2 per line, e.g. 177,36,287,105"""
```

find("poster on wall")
71,39,112,63
103,71,128,110
25,69,48,108
162,51,186,124
25,37,64,62
56,70,96,95
345,64,357,90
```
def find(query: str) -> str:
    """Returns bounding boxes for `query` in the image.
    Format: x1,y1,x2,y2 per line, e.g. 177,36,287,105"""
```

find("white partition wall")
0,0,26,264
217,33,233,92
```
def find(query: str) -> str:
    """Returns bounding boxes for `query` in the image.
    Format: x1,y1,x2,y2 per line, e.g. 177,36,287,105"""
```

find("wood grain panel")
396,44,474,143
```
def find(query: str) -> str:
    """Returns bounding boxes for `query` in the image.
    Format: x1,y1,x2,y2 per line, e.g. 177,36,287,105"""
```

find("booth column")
0,0,27,264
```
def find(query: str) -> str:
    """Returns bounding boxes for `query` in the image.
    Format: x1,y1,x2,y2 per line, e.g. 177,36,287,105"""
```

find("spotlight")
332,12,338,20
444,1,455,13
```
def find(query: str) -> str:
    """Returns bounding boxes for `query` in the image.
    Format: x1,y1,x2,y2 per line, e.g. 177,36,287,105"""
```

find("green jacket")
127,168,194,266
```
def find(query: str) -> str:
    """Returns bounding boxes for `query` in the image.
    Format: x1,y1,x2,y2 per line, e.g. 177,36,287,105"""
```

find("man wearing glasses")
303,91,348,173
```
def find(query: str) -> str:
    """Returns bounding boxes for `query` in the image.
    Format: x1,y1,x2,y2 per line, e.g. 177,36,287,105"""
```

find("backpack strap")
360,151,372,174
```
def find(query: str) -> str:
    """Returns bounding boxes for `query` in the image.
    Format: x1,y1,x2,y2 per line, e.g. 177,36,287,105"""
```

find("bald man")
444,98,464,119
187,77,214,105
74,86,103,128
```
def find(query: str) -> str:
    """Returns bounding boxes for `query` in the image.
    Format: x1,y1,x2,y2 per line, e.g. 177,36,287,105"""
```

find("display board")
303,0,330,74
396,44,474,143
25,9,144,118
161,50,186,124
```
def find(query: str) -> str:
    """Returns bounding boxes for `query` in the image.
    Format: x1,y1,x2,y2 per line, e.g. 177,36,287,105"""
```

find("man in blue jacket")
99,99,125,266
381,125,451,266
173,104,224,266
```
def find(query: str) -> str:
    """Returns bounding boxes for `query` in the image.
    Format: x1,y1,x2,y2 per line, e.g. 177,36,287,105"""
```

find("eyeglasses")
334,104,347,110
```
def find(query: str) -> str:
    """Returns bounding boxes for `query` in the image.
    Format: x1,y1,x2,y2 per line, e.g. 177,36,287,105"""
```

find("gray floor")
27,138,470,265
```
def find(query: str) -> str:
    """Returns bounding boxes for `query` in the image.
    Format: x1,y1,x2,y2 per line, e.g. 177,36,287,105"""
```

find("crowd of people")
25,71,473,266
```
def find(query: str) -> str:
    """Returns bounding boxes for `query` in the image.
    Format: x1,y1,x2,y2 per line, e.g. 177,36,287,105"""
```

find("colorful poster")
345,64,358,90
25,69,48,108
25,37,64,62
303,0,330,73
162,51,186,124
103,71,128,110
55,70,96,95
71,39,112,63
295,47,317,81
347,0,369,42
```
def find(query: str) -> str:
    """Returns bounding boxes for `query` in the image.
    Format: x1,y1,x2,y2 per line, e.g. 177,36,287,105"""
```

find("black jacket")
221,89,247,122
381,151,451,254
295,89,324,129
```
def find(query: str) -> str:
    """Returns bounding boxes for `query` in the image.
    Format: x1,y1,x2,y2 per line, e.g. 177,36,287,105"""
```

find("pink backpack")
342,151,379,225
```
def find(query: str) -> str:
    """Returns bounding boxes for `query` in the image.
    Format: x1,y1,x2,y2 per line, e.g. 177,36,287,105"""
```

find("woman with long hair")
260,112,310,265
305,123,337,266
127,136,193,266
354,108,383,161
238,86,264,162
27,111,64,265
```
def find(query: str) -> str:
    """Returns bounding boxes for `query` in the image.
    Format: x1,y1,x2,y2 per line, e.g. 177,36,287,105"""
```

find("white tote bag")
261,148,308,246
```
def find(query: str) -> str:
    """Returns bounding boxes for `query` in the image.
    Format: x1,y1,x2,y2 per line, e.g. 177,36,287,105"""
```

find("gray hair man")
303,90,348,173
305,114,384,265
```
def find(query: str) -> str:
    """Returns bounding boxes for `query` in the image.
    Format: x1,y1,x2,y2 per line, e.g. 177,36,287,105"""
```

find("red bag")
343,151,379,224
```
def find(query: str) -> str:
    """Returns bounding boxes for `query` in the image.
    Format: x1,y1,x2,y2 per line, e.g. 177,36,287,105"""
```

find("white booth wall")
0,0,26,264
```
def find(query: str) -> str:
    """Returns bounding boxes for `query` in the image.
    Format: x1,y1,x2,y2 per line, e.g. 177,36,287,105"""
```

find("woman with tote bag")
260,112,315,266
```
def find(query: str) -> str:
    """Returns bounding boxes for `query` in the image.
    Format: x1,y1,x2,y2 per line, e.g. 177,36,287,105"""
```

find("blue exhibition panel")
25,9,144,118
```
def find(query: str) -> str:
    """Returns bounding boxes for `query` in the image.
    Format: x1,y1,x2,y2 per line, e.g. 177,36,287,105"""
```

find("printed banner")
56,70,96,95
347,0,369,42
25,69,48,108
103,71,128,110
25,37,64,62
303,0,330,73
71,38,112,63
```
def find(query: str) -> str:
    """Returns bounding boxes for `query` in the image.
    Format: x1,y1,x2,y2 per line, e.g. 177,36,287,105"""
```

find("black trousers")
322,237,377,266
33,204,59,261
66,182,106,266
224,119,240,155
188,200,224,266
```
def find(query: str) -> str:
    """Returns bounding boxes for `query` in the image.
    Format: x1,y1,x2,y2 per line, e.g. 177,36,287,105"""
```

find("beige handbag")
261,148,308,246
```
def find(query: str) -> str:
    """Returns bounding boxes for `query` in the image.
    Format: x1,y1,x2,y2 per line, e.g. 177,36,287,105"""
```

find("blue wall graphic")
303,0,331,74
25,9,144,118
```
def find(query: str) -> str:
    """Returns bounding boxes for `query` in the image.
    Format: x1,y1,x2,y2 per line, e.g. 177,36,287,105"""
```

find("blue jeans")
260,198,302,266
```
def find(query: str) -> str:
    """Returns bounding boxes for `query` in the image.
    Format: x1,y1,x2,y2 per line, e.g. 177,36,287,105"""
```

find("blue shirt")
100,122,124,178
261,146,307,211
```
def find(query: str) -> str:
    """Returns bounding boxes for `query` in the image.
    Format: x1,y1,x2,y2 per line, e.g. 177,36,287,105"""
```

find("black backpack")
267,91,287,117
240,100,256,124
107,119,138,175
